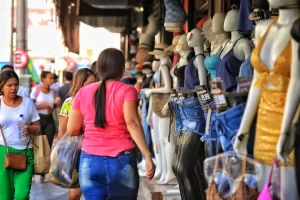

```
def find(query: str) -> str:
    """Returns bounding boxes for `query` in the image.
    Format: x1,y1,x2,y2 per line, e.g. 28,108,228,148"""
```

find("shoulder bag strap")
0,100,8,152
0,125,9,152
0,99,30,154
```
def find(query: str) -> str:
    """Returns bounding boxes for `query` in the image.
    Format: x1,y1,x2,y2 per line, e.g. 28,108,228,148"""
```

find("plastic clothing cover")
204,152,262,199
49,134,83,188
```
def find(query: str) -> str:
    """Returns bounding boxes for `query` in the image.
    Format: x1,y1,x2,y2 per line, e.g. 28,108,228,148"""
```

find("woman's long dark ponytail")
94,78,107,128
93,48,125,128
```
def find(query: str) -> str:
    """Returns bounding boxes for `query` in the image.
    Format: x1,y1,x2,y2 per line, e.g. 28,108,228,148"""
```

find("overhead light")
134,7,144,12
71,3,75,7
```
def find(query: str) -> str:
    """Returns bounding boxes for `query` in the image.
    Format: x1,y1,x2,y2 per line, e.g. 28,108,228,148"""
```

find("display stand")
138,178,180,200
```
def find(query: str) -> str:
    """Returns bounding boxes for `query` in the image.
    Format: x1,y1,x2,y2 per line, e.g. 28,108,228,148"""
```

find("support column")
16,0,27,74
10,0,15,64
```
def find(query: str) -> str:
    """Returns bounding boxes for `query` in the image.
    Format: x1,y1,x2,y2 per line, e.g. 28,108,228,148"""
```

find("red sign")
14,49,29,69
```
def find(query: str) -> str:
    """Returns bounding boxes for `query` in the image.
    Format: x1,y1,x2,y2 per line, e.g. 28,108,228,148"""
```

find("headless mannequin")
234,1,300,199
220,9,252,61
187,28,208,85
145,55,175,184
211,12,230,54
146,60,163,179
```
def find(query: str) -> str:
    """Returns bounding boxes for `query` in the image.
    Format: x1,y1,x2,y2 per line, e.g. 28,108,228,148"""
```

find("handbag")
258,159,281,200
206,153,260,200
31,132,51,175
0,125,29,171
152,93,170,118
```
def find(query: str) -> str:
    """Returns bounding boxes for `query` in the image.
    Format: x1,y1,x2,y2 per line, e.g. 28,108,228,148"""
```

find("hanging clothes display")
173,65,187,88
238,0,255,35
184,54,205,90
204,48,222,80
216,39,244,92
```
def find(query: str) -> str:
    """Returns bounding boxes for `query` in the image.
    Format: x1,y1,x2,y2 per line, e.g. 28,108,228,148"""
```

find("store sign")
237,76,253,93
14,49,29,69
195,85,213,111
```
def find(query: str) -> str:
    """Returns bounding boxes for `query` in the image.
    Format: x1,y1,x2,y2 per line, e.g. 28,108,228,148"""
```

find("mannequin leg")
176,131,204,200
157,117,175,184
172,132,186,199
258,164,298,200
281,167,298,200
194,141,207,200
152,114,162,179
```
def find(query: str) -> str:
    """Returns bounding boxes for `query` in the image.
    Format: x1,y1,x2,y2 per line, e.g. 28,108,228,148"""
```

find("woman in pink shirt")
67,48,155,200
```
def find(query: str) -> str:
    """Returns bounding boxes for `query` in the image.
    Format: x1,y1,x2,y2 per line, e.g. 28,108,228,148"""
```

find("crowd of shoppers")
0,48,154,200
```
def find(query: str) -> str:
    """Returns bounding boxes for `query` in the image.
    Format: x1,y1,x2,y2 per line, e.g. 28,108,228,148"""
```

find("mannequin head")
212,12,227,34
187,28,205,48
164,35,181,54
175,34,192,53
224,9,239,32
268,0,300,7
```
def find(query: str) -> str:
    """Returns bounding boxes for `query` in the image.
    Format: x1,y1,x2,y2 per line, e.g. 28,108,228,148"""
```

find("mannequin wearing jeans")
234,0,300,199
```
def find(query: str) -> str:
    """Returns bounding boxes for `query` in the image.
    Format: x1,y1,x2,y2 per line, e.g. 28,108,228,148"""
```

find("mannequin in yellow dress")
233,0,300,199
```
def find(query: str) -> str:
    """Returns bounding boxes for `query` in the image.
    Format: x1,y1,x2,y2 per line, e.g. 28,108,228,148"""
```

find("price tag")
195,85,213,108
177,87,185,101
211,78,228,112
236,76,253,93
170,89,179,102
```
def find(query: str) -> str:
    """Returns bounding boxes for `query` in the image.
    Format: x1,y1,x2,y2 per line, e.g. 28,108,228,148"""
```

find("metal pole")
16,0,27,74
10,0,15,64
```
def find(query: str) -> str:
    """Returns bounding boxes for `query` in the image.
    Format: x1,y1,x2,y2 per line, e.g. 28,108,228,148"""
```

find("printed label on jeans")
211,78,228,112
195,85,213,107
170,89,179,102
177,87,185,101
237,76,253,93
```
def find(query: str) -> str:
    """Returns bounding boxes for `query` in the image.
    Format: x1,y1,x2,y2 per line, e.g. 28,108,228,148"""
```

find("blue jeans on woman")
79,150,139,200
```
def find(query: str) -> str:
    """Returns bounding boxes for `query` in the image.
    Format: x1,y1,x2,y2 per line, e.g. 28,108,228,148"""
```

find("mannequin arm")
145,65,171,97
235,38,253,61
162,102,170,116
145,15,159,37
280,40,300,134
233,71,262,154
195,56,208,86
241,39,253,60
277,39,300,162
147,97,153,125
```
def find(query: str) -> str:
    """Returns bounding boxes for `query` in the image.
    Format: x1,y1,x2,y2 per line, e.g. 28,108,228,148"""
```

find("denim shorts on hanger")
171,98,206,136
210,103,246,152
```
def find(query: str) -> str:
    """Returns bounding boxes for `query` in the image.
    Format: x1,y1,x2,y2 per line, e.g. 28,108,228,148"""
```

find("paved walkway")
30,177,70,200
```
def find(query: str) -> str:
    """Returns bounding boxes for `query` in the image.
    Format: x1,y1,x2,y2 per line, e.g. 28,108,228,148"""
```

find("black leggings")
172,131,207,200
39,114,56,148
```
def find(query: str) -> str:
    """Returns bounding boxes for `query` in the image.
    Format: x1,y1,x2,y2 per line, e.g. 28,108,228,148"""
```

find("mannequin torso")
187,28,208,86
205,12,230,80
234,4,300,199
